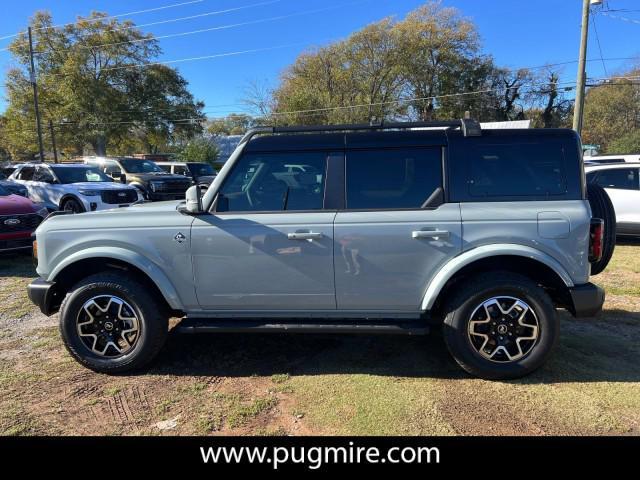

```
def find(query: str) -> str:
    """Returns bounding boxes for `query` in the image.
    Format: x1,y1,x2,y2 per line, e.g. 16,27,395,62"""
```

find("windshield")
188,163,215,176
51,166,113,184
119,159,164,173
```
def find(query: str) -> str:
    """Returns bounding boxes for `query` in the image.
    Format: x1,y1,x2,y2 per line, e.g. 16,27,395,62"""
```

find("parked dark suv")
156,161,217,189
83,157,192,201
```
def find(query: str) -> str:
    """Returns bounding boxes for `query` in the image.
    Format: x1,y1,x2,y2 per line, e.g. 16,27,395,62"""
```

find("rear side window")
588,168,639,190
345,148,442,209
468,143,566,197
448,134,584,202
17,167,35,180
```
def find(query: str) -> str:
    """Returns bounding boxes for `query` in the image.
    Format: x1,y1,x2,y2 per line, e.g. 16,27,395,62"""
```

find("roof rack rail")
239,118,481,145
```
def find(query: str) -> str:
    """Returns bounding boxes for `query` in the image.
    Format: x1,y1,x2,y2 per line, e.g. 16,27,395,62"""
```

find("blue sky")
0,0,638,116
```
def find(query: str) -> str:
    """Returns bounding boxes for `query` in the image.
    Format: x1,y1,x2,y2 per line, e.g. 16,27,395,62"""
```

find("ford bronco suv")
27,120,612,380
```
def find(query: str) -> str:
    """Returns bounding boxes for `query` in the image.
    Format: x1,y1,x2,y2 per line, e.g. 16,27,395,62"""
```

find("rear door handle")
288,232,323,240
412,229,450,240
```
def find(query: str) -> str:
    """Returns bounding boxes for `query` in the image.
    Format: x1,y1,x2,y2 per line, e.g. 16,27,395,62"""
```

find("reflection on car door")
334,147,462,313
191,150,337,312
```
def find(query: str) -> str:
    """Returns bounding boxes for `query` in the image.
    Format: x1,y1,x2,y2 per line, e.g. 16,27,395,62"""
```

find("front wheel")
59,272,168,373
61,197,85,213
442,272,559,380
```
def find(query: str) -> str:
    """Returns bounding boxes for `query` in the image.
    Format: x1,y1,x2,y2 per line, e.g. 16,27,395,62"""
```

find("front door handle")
288,232,323,241
412,229,450,240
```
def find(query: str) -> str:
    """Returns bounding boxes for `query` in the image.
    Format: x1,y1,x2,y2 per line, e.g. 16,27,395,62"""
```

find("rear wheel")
443,272,559,380
587,183,616,275
59,272,168,373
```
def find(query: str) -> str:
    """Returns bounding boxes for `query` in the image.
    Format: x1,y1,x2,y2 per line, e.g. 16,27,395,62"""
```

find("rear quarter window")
448,134,583,202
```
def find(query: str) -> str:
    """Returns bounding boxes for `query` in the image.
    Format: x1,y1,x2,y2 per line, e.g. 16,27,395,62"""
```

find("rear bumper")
569,282,605,318
27,278,60,316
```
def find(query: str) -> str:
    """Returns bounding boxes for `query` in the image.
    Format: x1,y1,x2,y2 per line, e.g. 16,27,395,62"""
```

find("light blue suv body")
27,120,606,378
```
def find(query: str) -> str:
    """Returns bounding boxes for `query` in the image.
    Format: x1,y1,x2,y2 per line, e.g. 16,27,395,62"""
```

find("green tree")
207,113,255,136
583,70,640,151
607,130,640,153
2,11,204,158
178,137,219,166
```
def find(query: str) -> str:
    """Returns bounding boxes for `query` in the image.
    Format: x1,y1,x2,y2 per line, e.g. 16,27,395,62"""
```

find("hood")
37,199,185,234
0,193,38,215
126,172,191,182
66,182,137,191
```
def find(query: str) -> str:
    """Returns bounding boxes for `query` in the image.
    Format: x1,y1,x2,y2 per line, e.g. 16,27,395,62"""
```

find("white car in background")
584,154,640,165
585,162,640,237
10,163,142,213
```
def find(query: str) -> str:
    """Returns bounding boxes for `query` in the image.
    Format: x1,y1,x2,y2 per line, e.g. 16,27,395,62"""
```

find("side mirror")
185,185,203,214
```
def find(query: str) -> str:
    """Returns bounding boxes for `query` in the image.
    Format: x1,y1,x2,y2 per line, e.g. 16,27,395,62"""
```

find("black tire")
61,197,85,213
59,272,168,374
587,183,616,275
442,272,559,380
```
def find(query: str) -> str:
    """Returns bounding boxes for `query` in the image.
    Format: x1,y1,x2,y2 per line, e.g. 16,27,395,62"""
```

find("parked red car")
0,183,48,252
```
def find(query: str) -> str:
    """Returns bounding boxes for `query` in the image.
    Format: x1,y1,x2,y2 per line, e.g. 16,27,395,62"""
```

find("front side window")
188,163,215,176
588,168,639,190
34,167,55,183
51,167,113,184
467,143,567,197
119,159,164,174
217,152,327,212
345,148,442,209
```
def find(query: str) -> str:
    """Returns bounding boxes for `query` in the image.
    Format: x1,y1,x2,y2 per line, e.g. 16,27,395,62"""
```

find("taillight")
32,239,38,268
589,218,604,263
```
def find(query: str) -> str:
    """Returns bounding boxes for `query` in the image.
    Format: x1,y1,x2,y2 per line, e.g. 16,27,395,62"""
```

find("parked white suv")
10,163,142,213
586,162,640,236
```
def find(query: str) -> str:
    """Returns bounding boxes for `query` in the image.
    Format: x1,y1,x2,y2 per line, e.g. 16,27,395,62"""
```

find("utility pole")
48,119,58,163
28,26,45,163
573,0,602,135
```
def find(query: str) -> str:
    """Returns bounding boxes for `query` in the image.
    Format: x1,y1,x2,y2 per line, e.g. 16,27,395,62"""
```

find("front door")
334,146,462,312
191,150,337,311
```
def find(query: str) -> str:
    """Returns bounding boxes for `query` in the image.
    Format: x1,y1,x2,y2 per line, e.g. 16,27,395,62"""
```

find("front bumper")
569,282,605,318
27,278,60,316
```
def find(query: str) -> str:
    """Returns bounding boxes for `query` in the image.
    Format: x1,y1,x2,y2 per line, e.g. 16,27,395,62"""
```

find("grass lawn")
0,245,638,436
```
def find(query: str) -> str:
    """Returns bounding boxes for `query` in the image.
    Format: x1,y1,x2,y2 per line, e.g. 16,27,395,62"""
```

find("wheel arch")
423,244,574,313
58,193,85,211
49,248,183,313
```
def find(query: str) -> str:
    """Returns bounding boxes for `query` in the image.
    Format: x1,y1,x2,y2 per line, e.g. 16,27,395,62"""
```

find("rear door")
334,140,462,313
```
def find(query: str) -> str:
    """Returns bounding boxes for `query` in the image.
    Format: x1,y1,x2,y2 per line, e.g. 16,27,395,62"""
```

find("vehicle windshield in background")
188,163,215,176
51,166,113,184
119,159,164,173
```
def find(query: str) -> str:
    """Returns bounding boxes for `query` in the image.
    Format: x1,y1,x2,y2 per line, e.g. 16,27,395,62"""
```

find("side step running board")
176,318,429,335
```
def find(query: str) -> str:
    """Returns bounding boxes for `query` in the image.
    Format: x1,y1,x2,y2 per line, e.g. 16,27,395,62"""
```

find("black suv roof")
242,120,579,152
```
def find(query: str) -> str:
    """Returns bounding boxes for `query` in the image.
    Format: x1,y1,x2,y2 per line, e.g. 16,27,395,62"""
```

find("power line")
601,11,640,25
591,15,608,76
98,0,282,33
66,0,373,52
0,0,205,41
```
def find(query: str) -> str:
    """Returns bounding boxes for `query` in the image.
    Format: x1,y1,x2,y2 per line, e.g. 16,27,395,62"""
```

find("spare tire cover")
587,183,616,275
